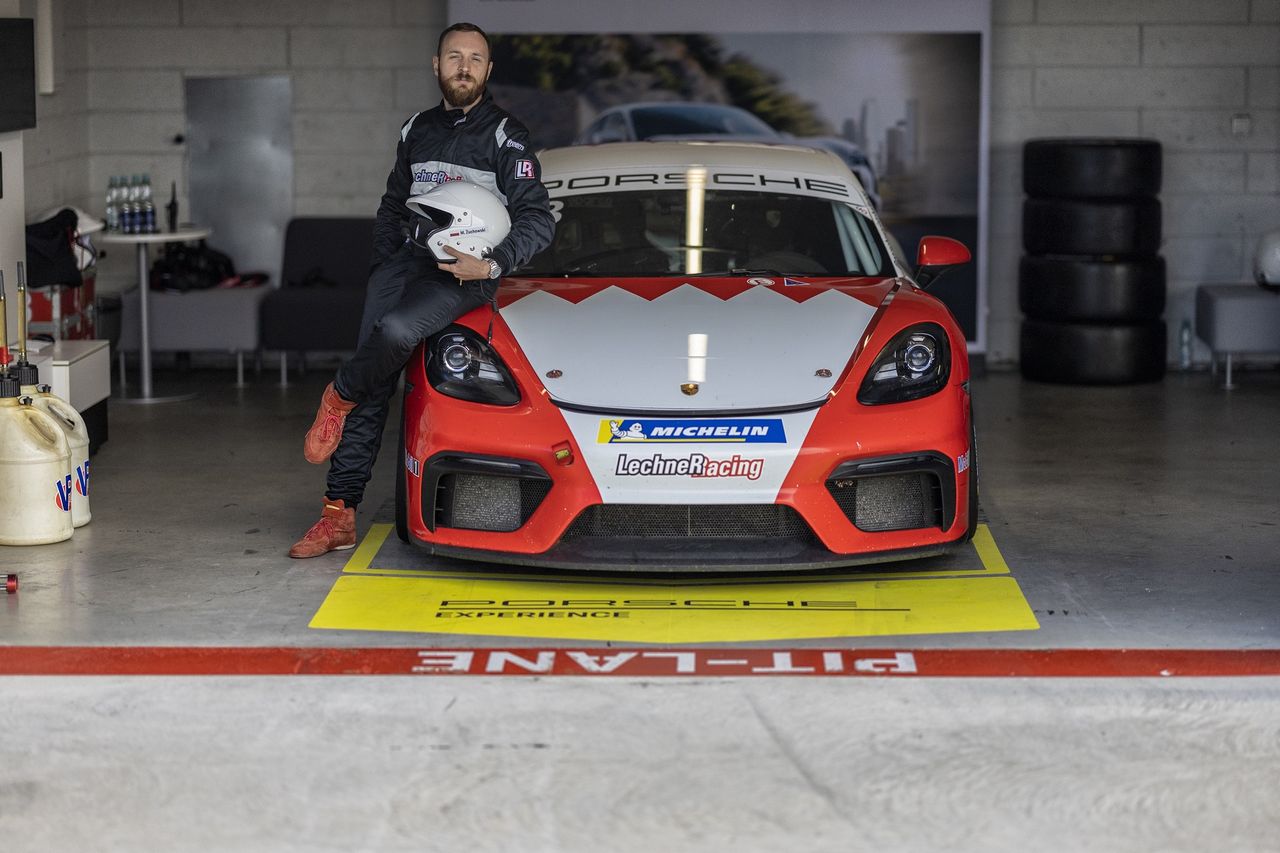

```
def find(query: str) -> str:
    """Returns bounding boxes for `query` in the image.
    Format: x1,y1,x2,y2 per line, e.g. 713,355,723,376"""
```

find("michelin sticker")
599,418,787,444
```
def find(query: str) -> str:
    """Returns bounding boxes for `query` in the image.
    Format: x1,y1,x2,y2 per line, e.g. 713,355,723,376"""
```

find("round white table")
98,227,211,403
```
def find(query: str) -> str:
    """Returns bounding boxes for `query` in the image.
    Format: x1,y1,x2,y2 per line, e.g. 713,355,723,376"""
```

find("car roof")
542,140,858,187
600,101,757,115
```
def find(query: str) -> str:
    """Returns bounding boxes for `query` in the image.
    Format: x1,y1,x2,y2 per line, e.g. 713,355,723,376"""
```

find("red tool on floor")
5,574,16,594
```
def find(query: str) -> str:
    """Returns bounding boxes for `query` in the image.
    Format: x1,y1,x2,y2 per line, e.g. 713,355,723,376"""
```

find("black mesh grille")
827,473,942,532
436,473,551,532
564,504,813,540
521,478,552,520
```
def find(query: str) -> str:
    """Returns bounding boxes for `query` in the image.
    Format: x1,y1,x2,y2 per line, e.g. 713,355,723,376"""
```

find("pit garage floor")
2,368,1279,852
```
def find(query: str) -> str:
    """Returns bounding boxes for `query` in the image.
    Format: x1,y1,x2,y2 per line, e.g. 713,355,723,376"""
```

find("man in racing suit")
289,22,555,557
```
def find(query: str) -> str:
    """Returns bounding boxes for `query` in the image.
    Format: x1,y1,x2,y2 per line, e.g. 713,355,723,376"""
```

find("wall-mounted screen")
0,19,37,133
449,0,991,352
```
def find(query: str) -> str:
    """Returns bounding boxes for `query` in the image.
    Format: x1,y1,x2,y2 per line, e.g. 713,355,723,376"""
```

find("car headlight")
425,326,520,406
857,323,951,405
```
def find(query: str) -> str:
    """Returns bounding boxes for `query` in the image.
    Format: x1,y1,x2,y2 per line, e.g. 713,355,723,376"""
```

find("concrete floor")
2,365,1279,850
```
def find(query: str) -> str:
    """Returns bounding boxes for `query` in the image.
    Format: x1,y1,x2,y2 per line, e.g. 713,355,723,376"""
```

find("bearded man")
289,22,555,557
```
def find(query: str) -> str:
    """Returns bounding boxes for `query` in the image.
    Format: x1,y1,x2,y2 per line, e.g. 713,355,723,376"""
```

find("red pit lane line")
0,647,1279,677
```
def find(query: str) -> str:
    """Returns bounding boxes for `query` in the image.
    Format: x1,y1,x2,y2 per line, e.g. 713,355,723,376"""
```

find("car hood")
497,277,897,412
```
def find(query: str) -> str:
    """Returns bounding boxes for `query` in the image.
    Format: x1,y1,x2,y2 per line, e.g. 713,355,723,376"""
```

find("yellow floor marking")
341,522,390,574
313,523,1038,641
971,524,1011,575
338,523,1011,584
309,574,1037,641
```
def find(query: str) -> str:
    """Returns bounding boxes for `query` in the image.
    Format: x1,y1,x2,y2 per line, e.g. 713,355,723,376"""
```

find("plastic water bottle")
120,176,135,234
128,175,143,234
104,176,119,232
141,173,156,233
1178,319,1192,370
113,176,125,231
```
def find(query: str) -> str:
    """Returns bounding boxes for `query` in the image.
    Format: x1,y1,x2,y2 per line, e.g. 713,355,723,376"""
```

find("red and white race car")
396,141,975,570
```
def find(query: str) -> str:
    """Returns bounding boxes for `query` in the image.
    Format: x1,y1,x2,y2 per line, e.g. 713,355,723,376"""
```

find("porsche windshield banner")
542,170,855,200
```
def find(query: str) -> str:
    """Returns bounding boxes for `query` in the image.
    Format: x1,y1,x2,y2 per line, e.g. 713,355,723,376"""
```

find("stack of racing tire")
1019,138,1166,384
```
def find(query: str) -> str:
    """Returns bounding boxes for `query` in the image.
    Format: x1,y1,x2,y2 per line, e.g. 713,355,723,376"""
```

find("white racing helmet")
405,181,511,263
1254,228,1280,293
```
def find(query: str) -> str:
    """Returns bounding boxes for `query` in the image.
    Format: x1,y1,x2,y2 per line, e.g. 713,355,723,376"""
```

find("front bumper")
401,320,974,571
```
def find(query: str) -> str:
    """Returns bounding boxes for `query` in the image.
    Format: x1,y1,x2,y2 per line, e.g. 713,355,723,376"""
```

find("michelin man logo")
609,420,648,441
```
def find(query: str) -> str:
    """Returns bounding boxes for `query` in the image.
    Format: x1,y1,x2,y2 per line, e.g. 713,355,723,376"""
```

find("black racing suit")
326,90,555,507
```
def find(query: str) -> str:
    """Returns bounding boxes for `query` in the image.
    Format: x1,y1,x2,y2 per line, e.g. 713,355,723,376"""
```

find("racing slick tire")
394,393,409,543
1022,197,1161,257
1019,255,1166,322
1023,138,1162,199
1020,319,1166,385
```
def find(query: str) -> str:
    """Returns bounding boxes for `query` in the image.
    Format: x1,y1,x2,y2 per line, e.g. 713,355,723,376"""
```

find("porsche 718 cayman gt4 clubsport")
396,140,975,571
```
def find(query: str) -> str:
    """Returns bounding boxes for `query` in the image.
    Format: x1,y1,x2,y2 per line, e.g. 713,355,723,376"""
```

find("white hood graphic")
500,284,879,411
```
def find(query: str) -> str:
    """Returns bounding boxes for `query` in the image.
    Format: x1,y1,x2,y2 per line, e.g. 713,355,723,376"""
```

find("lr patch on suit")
308,524,1038,642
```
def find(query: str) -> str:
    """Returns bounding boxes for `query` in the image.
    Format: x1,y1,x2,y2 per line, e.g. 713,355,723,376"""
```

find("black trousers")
326,245,490,506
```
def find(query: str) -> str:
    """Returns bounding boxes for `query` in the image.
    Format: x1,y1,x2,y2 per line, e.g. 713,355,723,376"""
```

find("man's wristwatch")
485,258,502,280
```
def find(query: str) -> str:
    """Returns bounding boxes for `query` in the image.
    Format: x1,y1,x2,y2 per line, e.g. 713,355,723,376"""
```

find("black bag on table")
149,241,237,292
24,209,83,289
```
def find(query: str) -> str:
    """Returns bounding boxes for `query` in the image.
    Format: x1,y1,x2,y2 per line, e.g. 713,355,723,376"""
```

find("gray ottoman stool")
1194,283,1280,388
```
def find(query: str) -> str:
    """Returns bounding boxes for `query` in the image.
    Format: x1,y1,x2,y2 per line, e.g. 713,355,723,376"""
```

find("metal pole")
136,243,153,399
16,262,28,362
0,271,8,361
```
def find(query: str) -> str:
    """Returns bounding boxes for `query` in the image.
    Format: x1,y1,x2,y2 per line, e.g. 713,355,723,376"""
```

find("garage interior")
1,1,1278,851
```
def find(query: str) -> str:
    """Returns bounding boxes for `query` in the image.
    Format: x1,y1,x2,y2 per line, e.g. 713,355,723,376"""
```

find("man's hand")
438,245,492,281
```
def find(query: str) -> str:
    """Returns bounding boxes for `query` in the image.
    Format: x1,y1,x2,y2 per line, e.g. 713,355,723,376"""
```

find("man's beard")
440,73,484,109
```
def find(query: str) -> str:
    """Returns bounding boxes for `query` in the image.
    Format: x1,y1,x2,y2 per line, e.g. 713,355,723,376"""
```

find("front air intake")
564,504,814,540
825,454,955,533
423,455,551,532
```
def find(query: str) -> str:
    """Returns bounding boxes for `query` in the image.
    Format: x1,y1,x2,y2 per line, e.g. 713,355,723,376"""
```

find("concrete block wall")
24,0,448,294
16,0,1279,364
990,0,1279,365
19,0,91,223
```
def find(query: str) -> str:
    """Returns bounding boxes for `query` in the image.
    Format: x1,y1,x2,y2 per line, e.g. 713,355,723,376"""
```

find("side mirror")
914,235,971,289
592,128,627,144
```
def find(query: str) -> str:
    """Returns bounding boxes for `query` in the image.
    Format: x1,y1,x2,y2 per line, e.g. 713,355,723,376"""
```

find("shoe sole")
287,542,357,559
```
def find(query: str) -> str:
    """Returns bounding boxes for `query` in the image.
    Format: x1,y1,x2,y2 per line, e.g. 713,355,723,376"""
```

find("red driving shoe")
288,498,357,558
303,382,357,464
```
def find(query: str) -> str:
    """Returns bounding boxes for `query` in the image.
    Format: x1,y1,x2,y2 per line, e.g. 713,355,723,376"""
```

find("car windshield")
520,189,895,278
630,105,779,139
